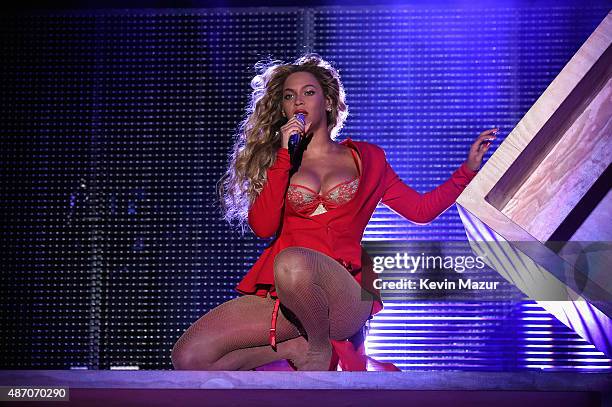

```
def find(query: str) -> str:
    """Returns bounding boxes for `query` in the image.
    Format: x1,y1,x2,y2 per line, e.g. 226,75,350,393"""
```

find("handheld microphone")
288,113,305,160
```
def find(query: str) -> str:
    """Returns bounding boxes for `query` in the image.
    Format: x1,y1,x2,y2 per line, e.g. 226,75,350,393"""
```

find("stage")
1,370,611,406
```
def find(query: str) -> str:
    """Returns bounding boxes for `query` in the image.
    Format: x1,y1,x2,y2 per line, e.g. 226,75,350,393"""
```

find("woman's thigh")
274,246,374,340
171,293,302,369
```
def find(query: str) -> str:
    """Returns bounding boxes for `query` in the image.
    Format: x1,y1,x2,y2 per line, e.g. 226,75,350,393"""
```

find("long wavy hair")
217,53,348,235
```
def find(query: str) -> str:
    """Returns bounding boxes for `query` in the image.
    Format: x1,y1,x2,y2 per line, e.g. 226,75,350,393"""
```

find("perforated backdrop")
1,5,610,370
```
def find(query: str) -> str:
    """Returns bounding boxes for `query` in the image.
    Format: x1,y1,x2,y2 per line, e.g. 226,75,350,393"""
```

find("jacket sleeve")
248,147,292,238
381,156,478,225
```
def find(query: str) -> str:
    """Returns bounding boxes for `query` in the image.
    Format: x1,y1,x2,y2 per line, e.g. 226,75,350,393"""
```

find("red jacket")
236,138,476,371
237,137,478,370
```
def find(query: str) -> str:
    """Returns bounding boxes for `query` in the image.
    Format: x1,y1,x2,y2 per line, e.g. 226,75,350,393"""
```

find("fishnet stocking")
171,246,373,371
273,246,374,370
171,293,303,370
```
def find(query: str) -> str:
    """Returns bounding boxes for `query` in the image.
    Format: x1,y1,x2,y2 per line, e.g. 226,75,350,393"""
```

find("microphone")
288,113,305,161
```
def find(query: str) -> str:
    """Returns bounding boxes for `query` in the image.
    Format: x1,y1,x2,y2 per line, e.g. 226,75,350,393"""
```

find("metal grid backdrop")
1,5,610,371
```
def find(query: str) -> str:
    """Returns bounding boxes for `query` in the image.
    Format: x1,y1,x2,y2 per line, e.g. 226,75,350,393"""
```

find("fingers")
475,128,498,151
281,124,305,139
281,116,305,131
480,127,499,136
465,128,498,169
478,128,498,141
478,141,493,155
279,117,309,149
281,116,307,136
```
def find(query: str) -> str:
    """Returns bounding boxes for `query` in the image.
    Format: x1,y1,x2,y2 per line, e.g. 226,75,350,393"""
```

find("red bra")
287,148,361,216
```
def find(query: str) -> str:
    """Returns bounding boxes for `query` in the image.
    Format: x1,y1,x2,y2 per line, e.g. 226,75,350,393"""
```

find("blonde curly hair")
217,53,348,235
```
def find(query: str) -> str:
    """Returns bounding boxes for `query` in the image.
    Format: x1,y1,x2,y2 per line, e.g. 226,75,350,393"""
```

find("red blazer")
236,137,479,317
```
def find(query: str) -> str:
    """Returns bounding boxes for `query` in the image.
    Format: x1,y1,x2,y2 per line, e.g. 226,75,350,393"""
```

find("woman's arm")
381,159,478,224
247,148,292,238
381,128,497,224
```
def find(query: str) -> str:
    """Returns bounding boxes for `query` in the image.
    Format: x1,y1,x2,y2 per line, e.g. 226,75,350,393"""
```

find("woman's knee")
170,322,224,370
171,342,198,370
273,247,315,287
171,296,273,370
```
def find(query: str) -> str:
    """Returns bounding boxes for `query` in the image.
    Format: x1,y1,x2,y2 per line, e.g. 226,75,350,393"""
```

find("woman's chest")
289,149,360,196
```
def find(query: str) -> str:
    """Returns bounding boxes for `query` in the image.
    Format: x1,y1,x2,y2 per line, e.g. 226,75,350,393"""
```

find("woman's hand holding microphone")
279,113,312,149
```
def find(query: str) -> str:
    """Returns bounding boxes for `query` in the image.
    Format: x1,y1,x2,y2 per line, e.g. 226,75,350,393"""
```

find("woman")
171,54,497,371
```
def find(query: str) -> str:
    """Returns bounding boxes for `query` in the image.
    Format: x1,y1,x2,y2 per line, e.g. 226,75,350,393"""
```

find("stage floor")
1,370,610,406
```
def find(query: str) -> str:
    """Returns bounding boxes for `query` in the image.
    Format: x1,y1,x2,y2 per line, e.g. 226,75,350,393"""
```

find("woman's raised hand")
465,128,498,172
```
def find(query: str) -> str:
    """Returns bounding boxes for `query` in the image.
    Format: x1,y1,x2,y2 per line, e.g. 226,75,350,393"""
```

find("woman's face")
281,71,331,131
